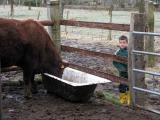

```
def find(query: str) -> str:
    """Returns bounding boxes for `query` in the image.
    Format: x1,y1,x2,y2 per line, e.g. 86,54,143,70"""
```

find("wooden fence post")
129,13,146,107
48,0,61,53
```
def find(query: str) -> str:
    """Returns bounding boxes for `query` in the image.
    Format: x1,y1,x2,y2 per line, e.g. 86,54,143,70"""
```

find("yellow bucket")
119,91,130,105
119,84,130,106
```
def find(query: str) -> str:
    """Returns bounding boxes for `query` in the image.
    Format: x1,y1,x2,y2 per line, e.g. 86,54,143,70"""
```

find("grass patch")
95,91,119,105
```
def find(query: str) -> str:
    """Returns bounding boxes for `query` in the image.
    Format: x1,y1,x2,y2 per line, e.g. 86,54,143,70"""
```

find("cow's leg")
23,69,33,99
31,73,38,94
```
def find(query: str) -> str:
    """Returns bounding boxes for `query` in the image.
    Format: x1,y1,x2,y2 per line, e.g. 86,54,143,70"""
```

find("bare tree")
107,4,113,40
139,0,145,13
28,0,32,10
10,0,14,17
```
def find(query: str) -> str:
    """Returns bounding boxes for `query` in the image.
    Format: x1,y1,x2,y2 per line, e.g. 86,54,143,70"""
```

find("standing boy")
113,35,128,79
113,35,130,105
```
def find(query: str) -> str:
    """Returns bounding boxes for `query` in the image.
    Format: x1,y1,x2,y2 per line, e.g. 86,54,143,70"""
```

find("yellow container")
119,91,130,105
119,84,130,106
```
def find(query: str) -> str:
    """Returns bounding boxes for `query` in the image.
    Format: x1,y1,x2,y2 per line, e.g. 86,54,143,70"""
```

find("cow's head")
52,60,69,78
43,53,69,78
42,35,69,78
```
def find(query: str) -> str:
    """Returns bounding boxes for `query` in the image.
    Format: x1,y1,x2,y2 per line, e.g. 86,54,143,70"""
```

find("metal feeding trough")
43,67,111,102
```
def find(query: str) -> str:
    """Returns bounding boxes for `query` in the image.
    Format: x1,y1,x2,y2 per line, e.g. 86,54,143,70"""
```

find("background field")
0,5,160,51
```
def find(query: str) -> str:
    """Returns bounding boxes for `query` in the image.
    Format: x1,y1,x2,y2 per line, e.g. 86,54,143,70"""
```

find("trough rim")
43,68,111,87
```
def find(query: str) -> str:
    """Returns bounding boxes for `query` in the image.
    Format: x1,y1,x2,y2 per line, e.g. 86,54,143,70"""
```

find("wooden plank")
61,45,127,64
39,20,130,31
61,20,130,31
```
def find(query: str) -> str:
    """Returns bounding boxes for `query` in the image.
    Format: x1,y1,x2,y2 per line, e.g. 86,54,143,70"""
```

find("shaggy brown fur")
0,18,64,98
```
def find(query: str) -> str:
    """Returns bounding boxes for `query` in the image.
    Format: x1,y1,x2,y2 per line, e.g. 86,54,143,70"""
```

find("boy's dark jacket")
113,48,128,78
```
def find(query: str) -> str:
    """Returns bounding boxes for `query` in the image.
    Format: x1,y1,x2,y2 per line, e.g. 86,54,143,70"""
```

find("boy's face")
119,40,128,49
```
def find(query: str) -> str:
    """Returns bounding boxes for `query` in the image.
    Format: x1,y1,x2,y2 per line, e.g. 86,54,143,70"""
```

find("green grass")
95,91,120,105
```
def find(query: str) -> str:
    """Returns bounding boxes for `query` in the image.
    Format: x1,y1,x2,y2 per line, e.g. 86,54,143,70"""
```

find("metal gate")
129,31,160,113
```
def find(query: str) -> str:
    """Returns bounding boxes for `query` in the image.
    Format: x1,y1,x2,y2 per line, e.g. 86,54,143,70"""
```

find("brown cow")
0,18,65,98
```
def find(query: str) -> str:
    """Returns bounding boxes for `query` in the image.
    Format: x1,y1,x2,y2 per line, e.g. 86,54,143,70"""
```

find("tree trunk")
10,0,14,17
3,0,6,8
28,1,31,10
61,0,64,19
35,0,38,7
107,5,113,40
139,0,145,13
145,2,155,67
18,0,21,6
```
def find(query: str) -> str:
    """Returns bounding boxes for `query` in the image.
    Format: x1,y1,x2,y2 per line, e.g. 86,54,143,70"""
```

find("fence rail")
62,45,127,64
133,68,160,76
39,20,130,31
132,50,160,56
132,31,160,36
133,87,160,96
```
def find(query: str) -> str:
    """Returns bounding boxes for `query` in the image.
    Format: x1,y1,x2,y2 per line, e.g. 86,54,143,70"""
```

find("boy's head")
118,35,128,49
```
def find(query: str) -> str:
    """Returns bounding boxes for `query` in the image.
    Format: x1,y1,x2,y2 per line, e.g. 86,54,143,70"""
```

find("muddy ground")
1,75,160,120
1,38,160,120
